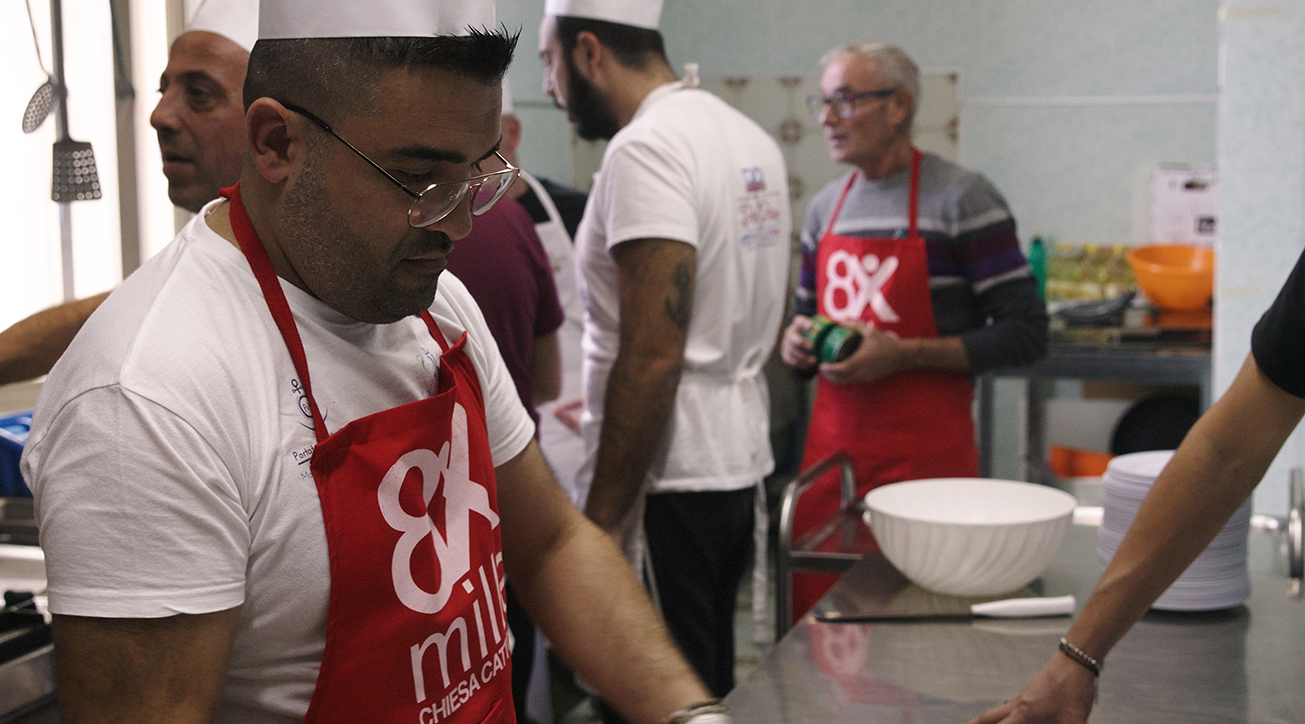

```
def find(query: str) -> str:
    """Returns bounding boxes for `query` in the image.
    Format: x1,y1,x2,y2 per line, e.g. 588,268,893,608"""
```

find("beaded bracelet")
665,700,729,724
1058,637,1102,676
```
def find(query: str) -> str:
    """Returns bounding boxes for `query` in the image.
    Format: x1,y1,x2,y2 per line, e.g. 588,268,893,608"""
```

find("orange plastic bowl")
1125,244,1215,311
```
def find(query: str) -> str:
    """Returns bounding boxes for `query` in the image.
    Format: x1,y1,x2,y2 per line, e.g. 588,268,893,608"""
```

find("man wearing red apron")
24,2,725,722
229,184,515,723
781,43,1048,620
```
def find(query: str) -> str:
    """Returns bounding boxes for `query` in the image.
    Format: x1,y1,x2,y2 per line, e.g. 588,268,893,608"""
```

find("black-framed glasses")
282,102,520,229
806,88,897,119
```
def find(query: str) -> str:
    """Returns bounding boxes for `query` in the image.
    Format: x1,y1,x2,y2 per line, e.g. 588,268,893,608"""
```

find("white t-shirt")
576,81,791,493
21,203,534,723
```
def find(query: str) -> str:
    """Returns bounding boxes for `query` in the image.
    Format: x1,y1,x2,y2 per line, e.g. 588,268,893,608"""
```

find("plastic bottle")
1028,235,1047,299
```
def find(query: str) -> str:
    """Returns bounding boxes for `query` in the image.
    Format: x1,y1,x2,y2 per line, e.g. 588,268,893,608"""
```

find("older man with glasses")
779,41,1049,621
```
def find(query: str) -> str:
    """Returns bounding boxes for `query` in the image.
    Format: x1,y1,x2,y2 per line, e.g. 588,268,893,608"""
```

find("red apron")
225,186,514,724
791,150,979,620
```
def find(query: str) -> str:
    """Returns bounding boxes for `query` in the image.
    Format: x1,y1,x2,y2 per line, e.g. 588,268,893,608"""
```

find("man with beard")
21,0,723,721
0,0,253,387
540,0,791,702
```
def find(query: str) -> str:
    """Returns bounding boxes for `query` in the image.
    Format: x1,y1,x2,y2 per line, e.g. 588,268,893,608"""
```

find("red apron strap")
827,151,922,240
825,171,859,237
908,147,922,239
223,184,329,443
419,311,451,353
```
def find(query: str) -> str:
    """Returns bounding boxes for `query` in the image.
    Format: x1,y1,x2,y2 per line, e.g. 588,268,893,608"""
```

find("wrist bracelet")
1058,637,1102,676
665,700,729,724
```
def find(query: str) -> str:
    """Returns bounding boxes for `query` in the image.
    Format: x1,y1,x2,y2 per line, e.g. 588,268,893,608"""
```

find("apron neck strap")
521,171,568,238
826,171,859,235
222,184,330,443
907,147,922,239
827,147,923,238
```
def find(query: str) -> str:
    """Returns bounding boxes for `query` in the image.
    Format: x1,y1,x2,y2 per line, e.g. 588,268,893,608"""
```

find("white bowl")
863,478,1077,596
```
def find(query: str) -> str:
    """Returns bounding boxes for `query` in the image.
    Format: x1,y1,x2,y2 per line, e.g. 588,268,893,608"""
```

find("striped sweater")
796,153,1048,374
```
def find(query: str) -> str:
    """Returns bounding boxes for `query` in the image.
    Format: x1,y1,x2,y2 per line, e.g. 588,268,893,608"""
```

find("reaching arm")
969,353,1305,724
51,607,242,724
497,441,711,724
583,238,695,533
0,291,110,385
531,331,562,405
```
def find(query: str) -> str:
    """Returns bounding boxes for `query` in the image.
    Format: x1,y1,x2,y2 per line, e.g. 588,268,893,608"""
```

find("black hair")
553,16,668,71
244,28,519,116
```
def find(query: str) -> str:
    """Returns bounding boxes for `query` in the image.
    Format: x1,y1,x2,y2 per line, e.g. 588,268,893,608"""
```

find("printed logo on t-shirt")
288,377,322,432
742,166,767,192
418,346,439,397
738,167,784,249
823,249,901,324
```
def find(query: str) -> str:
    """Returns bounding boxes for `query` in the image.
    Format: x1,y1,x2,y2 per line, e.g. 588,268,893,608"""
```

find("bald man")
0,18,252,386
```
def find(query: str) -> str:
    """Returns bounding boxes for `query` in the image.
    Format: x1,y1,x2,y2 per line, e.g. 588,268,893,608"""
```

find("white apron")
522,171,590,509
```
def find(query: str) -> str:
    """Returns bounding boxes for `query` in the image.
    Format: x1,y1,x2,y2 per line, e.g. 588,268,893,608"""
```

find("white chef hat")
543,0,662,30
188,0,259,53
260,0,495,40
501,77,514,116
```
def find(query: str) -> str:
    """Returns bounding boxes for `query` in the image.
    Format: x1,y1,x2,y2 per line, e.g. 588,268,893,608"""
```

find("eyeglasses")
281,103,520,229
806,88,897,119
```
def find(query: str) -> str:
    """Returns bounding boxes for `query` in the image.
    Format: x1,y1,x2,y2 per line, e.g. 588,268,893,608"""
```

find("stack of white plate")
1098,450,1251,611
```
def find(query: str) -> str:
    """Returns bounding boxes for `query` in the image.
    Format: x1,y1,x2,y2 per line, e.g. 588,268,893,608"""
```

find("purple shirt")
446,197,565,425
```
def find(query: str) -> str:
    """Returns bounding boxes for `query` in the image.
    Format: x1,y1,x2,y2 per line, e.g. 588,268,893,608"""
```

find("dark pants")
598,487,757,724
645,487,756,697
505,585,534,724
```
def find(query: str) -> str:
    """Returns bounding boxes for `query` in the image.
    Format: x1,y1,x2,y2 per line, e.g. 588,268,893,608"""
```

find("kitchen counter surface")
728,523,1303,724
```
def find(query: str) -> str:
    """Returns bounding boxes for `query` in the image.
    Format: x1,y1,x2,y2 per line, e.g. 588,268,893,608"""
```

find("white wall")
0,0,176,331
497,0,1220,249
1218,0,1305,515
1,0,122,325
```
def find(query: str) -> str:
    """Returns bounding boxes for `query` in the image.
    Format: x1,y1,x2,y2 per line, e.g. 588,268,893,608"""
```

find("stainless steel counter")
728,523,1303,724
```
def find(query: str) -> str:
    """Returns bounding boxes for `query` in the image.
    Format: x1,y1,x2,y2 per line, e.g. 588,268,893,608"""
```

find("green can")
803,315,862,363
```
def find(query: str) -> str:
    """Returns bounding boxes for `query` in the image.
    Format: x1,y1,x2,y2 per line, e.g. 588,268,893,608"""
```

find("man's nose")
818,102,839,127
541,73,560,106
431,194,476,242
150,90,180,133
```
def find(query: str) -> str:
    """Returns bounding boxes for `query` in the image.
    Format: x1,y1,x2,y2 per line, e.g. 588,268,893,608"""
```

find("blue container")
0,412,33,498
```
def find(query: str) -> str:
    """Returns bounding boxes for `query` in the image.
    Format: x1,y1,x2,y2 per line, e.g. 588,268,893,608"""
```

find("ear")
246,98,302,185
888,88,914,130
500,115,523,158
571,30,604,80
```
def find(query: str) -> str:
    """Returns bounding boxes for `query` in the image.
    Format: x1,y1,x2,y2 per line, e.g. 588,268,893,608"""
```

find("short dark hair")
554,16,668,71
244,28,518,117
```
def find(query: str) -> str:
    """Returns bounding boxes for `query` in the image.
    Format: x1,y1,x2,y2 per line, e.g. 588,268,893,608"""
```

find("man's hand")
552,396,584,435
965,655,1095,724
818,321,910,385
780,315,817,371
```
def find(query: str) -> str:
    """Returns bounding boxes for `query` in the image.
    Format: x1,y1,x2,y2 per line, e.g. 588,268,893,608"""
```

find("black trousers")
505,585,535,724
644,487,756,698
598,487,757,724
